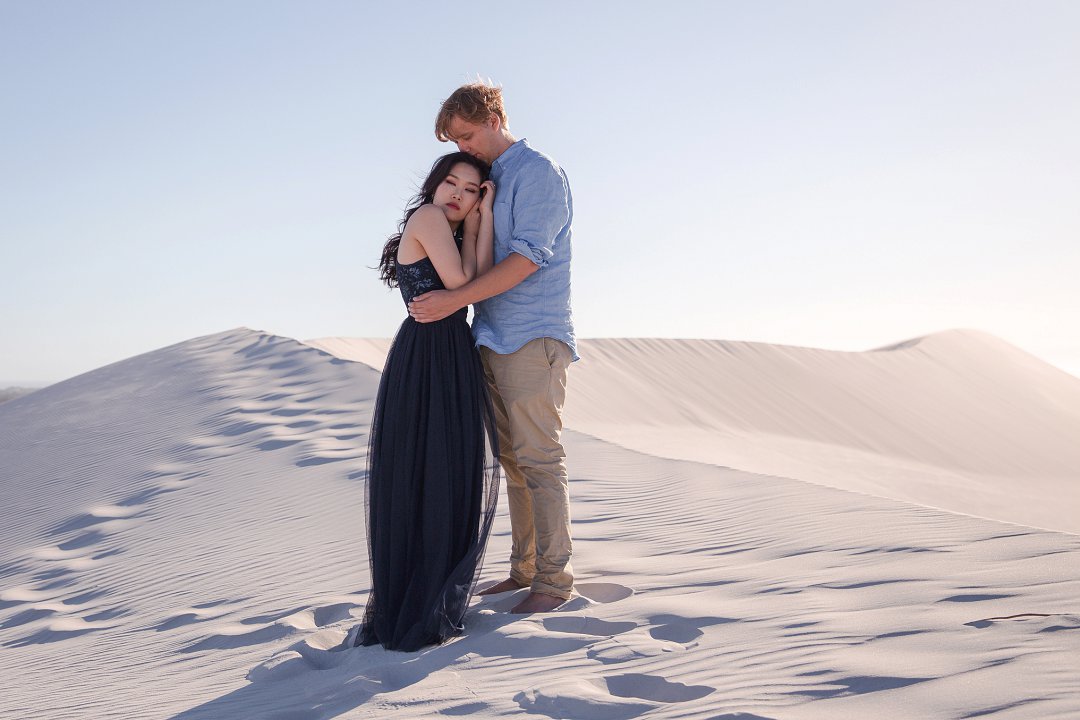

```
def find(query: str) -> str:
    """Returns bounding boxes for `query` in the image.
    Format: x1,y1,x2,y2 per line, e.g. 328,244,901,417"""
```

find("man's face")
447,115,500,165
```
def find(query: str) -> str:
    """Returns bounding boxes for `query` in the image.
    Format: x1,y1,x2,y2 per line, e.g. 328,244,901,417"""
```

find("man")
409,82,576,614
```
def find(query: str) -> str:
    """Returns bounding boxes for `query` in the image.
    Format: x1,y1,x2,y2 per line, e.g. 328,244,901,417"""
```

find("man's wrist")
458,286,471,306
448,285,471,309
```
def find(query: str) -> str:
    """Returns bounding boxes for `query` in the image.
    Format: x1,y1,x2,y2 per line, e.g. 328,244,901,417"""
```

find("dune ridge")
1,327,1077,719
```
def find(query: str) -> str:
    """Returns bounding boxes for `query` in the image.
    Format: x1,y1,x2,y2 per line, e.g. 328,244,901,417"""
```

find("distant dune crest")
308,328,1080,534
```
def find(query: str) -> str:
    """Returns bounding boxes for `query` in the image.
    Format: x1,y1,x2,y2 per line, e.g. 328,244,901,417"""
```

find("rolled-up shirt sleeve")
507,165,570,268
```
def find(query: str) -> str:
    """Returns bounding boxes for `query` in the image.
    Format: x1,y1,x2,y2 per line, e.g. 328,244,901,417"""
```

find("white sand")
2,327,1078,719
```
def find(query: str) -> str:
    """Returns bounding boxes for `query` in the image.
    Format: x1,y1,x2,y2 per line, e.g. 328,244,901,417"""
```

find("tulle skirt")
355,311,499,651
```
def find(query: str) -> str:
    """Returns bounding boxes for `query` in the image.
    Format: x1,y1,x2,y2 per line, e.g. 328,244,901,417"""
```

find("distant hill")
0,387,38,404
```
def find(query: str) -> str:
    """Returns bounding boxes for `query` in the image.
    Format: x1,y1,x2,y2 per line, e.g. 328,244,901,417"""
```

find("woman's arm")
408,253,538,322
459,199,480,281
405,204,475,289
476,180,496,275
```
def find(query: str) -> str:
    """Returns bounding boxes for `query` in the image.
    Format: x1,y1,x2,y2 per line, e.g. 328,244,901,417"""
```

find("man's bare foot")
511,592,566,614
478,578,527,596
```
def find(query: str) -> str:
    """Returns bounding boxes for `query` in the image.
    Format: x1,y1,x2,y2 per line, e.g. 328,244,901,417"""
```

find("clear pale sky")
2,0,1078,384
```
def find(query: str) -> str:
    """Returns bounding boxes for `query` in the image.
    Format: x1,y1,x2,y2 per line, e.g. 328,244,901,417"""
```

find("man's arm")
410,160,569,323
408,253,537,323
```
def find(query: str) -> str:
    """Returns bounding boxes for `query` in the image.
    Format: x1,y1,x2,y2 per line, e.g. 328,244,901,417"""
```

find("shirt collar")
492,137,528,173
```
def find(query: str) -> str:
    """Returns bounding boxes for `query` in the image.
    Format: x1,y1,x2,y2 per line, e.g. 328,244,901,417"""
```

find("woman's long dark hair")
378,152,491,287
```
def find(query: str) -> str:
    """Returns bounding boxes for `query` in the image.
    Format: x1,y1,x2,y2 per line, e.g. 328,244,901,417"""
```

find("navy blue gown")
355,254,500,651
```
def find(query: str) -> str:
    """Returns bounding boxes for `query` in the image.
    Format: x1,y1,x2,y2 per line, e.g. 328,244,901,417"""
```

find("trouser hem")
531,580,573,601
509,570,534,588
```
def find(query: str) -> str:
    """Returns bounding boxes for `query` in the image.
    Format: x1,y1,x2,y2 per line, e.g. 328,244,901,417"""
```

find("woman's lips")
447,202,460,210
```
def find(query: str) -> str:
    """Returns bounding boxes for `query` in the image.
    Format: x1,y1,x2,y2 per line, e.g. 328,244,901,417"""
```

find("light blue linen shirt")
472,139,578,361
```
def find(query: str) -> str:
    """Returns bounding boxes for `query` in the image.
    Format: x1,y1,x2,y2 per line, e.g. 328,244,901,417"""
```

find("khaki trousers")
480,337,574,600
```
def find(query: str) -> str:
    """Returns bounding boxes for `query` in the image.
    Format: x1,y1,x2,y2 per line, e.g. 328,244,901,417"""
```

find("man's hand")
409,253,537,322
409,289,464,323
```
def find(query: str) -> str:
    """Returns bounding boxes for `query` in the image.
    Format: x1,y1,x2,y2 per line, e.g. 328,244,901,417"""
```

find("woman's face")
433,162,483,224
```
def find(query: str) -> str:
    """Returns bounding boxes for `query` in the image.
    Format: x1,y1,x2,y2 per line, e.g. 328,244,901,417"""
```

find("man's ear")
489,112,502,132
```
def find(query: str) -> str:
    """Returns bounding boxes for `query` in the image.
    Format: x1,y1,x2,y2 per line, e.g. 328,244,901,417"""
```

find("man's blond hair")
435,82,508,141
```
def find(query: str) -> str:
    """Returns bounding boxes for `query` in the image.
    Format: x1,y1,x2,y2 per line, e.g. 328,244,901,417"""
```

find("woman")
354,152,500,651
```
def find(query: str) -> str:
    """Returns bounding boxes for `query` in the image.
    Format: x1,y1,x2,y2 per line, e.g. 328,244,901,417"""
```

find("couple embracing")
353,82,577,652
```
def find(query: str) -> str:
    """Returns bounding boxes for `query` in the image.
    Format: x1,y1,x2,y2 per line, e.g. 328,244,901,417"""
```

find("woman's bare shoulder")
405,203,447,230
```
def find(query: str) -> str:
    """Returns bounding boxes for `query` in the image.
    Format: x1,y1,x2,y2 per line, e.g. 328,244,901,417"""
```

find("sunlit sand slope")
1,328,1077,719
308,331,1080,533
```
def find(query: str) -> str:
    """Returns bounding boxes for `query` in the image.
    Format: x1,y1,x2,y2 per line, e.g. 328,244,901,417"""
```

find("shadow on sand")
169,590,578,719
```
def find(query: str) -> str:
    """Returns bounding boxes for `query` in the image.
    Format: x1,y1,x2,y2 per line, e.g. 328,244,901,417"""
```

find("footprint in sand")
3,503,142,644
515,673,715,719
514,679,653,720
150,606,233,632
1,606,57,630
239,602,357,628
587,632,684,664
439,702,490,716
480,581,634,614
49,504,143,535
605,673,715,702
0,586,57,604
575,583,634,604
647,613,736,644
543,617,637,636
181,622,297,653
248,625,371,682
6,462,221,646
965,613,1080,632
940,593,1017,603
247,624,419,688
4,615,123,647
183,600,363,654
246,649,311,682
587,614,734,664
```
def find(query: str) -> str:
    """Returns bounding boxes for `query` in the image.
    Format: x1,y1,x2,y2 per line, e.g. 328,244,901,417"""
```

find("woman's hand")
479,180,496,216
463,201,481,238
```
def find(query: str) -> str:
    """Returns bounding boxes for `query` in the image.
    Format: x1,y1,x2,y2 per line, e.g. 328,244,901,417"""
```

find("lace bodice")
397,256,446,306
396,256,468,322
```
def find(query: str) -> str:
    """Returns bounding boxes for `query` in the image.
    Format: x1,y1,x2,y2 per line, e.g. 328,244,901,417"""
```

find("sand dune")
308,330,1080,534
2,328,1078,719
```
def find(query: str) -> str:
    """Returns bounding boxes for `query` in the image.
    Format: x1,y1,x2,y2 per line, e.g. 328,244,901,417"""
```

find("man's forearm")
451,253,538,307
